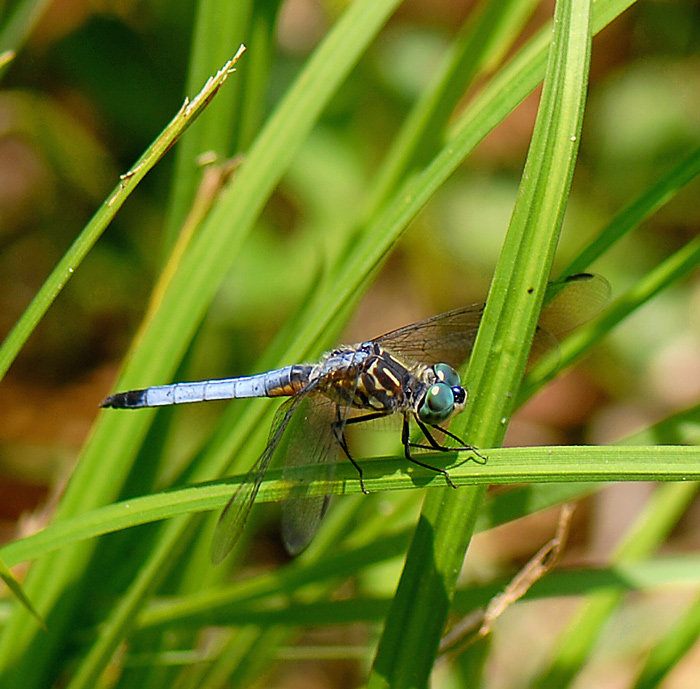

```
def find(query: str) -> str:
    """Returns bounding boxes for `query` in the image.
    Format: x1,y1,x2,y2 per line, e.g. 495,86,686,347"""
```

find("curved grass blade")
367,0,596,683
0,48,246,384
0,557,45,630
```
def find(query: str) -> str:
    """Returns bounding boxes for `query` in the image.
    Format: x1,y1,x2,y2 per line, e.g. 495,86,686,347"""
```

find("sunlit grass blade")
0,48,246,384
368,0,594,684
0,49,14,79
2,444,699,569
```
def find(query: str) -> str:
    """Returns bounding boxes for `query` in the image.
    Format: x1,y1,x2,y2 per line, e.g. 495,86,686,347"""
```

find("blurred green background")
1,0,700,687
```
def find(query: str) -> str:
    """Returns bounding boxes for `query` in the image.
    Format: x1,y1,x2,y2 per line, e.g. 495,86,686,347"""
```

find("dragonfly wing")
531,273,611,361
210,393,307,564
377,273,610,369
281,395,340,555
539,273,611,337
376,303,484,369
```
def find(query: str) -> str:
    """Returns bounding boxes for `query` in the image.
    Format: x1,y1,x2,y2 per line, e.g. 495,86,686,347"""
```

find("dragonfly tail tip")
100,389,147,409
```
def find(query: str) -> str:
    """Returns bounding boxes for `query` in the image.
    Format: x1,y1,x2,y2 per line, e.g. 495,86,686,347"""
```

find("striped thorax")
313,342,466,425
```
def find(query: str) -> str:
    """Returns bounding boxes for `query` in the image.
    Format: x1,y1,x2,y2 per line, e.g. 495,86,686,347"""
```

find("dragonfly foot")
453,446,488,468
471,448,488,464
359,474,370,495
443,470,458,489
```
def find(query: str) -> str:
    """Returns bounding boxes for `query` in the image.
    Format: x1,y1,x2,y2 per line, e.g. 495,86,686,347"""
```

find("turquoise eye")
418,382,455,424
433,363,460,388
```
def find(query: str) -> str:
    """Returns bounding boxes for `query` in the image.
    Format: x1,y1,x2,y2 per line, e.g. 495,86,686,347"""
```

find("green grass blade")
0,556,44,630
561,143,700,277
368,1,594,685
2,444,698,569
532,481,699,689
0,49,14,79
522,229,700,401
0,50,245,384
0,0,51,53
200,627,289,689
163,0,262,249
36,3,405,687
633,592,700,689
626,401,700,446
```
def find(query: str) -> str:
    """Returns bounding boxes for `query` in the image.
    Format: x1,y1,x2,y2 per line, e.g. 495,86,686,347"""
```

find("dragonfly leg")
332,410,371,495
413,420,488,465
402,416,458,489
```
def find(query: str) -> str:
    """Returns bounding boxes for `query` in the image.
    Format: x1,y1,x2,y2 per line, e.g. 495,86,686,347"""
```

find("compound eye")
433,363,461,388
418,382,455,424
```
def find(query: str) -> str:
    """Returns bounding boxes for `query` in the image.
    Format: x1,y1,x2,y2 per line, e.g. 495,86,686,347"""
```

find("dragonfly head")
417,363,467,424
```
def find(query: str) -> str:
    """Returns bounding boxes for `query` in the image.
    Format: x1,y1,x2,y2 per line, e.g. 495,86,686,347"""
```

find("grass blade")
0,49,246,383
368,0,594,685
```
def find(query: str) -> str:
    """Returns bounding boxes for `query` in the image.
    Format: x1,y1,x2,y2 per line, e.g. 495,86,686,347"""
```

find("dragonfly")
102,273,610,562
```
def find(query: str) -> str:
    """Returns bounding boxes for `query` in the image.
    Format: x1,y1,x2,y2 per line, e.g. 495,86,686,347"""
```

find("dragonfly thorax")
314,342,414,413
312,343,467,425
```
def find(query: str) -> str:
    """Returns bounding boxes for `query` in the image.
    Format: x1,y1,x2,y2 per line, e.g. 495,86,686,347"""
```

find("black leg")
344,411,389,426
413,419,487,465
332,408,372,494
402,416,458,489
331,409,486,493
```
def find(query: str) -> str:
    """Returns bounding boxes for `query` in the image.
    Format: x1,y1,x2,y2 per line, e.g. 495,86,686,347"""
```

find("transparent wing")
210,393,308,565
377,273,610,368
531,273,611,361
282,343,371,555
281,395,340,555
538,273,611,337
376,303,483,369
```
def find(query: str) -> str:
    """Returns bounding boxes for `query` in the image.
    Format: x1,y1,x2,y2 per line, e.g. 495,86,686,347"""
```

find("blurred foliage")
0,0,699,688
1,1,697,434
